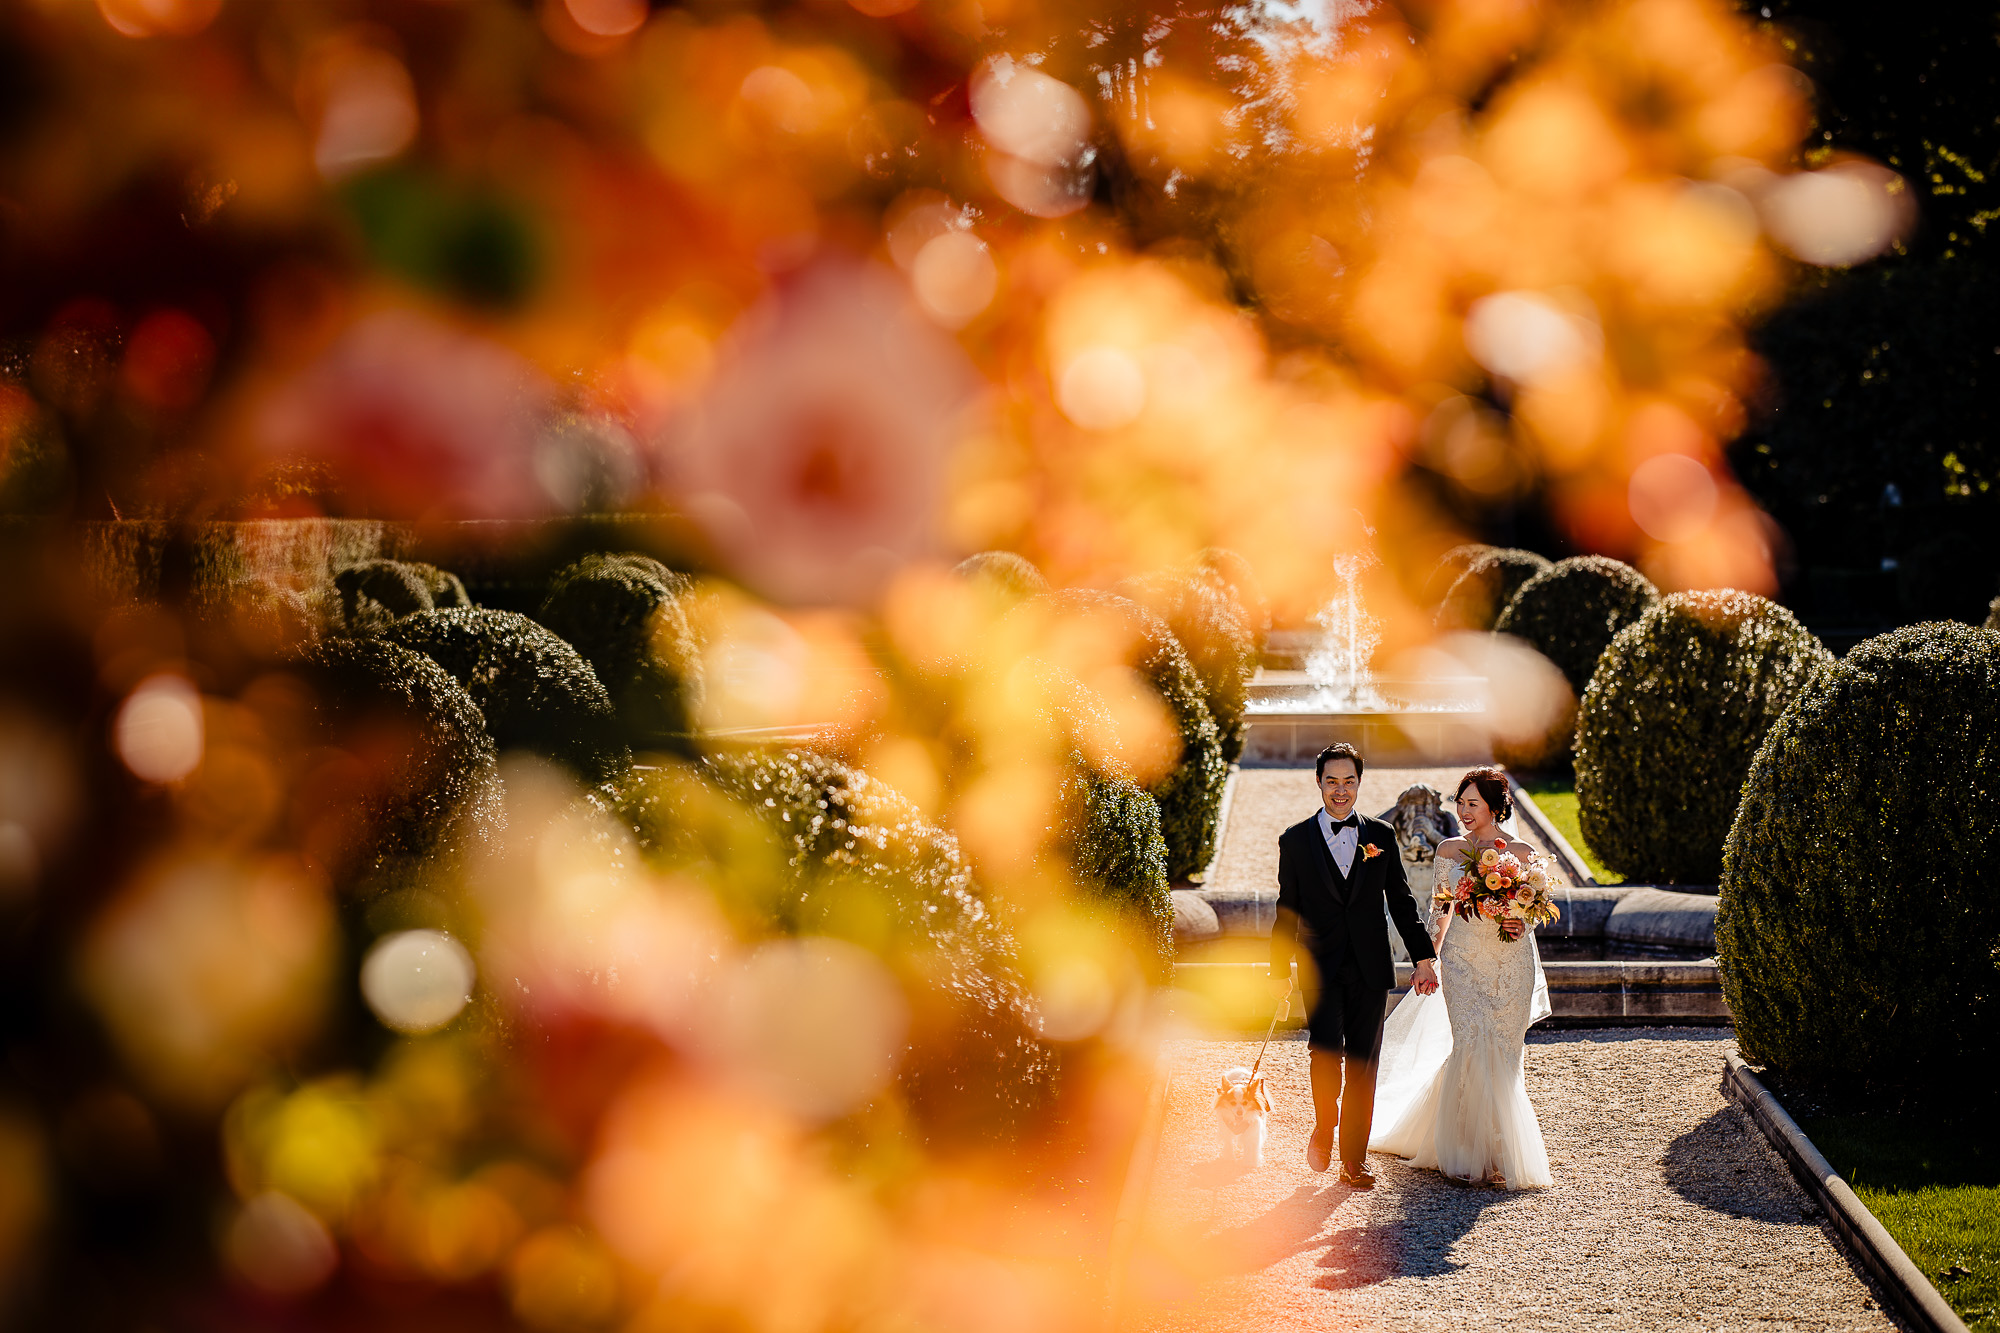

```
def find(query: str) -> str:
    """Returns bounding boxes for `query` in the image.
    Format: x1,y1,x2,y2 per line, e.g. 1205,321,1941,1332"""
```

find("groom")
1271,743,1439,1187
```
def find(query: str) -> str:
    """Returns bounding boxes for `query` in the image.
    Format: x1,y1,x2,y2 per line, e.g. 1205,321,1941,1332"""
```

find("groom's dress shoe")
1338,1163,1376,1189
1306,1131,1333,1173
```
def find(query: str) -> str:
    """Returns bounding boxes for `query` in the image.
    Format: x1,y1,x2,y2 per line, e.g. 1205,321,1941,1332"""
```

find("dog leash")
1250,983,1291,1078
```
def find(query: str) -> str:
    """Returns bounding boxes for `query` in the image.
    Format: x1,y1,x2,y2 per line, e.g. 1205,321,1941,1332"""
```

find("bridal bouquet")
1436,840,1561,941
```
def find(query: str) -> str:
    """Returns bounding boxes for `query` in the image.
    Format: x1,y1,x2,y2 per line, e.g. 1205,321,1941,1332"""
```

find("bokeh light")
113,675,203,785
360,930,477,1035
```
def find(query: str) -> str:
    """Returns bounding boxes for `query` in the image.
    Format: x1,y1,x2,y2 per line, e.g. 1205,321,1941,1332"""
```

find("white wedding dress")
1368,858,1555,1188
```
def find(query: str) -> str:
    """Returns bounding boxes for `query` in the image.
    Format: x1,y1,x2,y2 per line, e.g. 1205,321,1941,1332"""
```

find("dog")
1214,1065,1272,1166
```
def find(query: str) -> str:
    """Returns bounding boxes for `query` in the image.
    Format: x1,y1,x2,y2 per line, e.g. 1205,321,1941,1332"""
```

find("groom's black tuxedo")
1271,807,1437,1172
1270,809,1436,995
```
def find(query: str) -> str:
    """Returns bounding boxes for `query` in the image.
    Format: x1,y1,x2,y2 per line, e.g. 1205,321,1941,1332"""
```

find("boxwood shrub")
536,553,701,749
1436,548,1550,631
1718,623,2000,1089
1426,542,1494,603
613,749,1052,1135
407,562,470,609
1197,546,1269,653
953,551,1048,605
1491,556,1659,770
384,607,629,782
1575,590,1831,884
1120,568,1257,765
1495,557,1660,696
1059,766,1173,977
298,637,499,884
334,559,432,633
1042,590,1226,883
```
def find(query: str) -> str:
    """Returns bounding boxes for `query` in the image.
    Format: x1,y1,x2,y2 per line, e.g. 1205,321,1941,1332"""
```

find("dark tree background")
1730,0,2000,639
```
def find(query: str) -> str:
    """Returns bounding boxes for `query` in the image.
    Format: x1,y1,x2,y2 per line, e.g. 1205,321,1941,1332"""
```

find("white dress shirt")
1317,806,1360,877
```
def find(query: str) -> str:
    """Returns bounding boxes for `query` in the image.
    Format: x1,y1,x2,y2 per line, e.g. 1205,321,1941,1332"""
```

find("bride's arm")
1428,853,1458,949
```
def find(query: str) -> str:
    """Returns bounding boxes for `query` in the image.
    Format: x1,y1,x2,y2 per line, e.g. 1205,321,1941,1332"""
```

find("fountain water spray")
1306,544,1390,711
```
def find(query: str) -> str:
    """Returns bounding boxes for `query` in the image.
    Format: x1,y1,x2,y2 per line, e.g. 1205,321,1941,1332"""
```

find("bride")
1369,766,1554,1189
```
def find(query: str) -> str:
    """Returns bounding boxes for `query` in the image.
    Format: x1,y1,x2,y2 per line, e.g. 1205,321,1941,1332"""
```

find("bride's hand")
1501,919,1525,941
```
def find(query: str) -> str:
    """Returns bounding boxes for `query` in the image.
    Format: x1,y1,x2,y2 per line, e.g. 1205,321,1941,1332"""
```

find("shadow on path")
1195,1160,1527,1290
1661,1105,1814,1224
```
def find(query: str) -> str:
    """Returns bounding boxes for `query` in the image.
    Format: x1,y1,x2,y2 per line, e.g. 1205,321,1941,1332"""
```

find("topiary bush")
1058,767,1173,977
1426,542,1494,604
298,638,499,886
613,749,1052,1135
384,608,629,783
1120,568,1257,765
1575,590,1832,884
406,561,470,609
1496,557,1661,696
1197,546,1269,653
953,550,1049,604
536,552,701,749
334,559,432,633
1491,556,1660,771
1436,548,1551,631
1041,590,1226,883
1718,623,2000,1090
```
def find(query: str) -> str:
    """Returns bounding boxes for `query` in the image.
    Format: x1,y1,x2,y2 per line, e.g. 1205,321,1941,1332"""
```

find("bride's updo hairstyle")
1454,766,1513,824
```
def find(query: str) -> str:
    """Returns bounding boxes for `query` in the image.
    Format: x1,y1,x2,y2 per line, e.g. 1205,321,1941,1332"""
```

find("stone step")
1170,958,1729,1028
1176,883,1721,953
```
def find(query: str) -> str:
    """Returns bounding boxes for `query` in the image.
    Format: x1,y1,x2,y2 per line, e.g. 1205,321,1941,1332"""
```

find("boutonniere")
1362,843,1383,860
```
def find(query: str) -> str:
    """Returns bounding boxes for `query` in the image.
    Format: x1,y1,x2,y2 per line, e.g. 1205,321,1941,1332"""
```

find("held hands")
1411,958,1440,995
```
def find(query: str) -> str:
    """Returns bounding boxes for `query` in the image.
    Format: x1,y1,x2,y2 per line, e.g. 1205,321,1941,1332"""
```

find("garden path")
1119,1029,1900,1333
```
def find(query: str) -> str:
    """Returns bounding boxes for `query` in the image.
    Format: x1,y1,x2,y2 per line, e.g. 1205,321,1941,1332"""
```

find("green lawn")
1802,1113,2000,1330
1516,777,1623,885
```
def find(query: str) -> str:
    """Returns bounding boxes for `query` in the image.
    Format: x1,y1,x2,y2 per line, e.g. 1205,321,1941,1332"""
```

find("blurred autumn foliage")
0,0,1927,1326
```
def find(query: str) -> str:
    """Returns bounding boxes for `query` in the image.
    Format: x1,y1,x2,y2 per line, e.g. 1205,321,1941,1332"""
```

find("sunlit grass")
1804,1114,2000,1331
1517,777,1623,886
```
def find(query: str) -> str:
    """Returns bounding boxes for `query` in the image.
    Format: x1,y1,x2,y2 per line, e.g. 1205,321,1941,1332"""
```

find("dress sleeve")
1429,859,1454,926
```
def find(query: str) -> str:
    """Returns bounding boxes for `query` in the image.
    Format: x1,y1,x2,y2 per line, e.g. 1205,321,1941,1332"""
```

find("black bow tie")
1330,815,1359,831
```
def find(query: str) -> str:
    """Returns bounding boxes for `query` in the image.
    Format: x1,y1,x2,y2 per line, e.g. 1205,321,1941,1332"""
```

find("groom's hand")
1411,959,1440,995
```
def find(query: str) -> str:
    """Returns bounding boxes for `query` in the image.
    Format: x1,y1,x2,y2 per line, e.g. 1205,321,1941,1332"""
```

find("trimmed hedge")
408,562,471,609
1426,542,1494,603
1719,623,2000,1089
1495,557,1660,697
1060,767,1173,977
335,559,431,633
613,749,1052,1133
1043,590,1226,883
1197,546,1269,652
1576,590,1831,884
384,608,629,782
298,638,499,882
953,550,1049,604
1436,548,1550,631
536,553,701,748
1120,568,1257,765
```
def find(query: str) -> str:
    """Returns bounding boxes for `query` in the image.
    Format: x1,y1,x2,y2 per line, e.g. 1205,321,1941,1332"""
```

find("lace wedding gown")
1368,859,1555,1189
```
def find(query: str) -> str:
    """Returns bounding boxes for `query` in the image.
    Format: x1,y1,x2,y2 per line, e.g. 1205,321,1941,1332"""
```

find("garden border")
1721,1053,1969,1333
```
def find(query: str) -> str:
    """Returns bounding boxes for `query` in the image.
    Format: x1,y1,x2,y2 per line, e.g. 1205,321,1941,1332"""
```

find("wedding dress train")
1368,859,1554,1189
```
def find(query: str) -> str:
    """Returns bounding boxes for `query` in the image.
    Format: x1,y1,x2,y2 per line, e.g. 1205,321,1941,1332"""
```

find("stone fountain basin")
1242,667,1491,764
1246,669,1486,713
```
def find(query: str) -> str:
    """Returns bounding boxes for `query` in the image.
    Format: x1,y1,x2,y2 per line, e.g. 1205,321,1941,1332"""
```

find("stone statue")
1376,783,1460,866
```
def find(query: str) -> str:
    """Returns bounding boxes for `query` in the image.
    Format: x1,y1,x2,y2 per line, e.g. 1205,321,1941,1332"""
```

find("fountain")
1242,547,1489,765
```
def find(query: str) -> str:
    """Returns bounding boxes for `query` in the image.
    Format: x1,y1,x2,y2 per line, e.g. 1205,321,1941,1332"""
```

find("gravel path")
1207,766,1581,899
1121,1029,1899,1332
